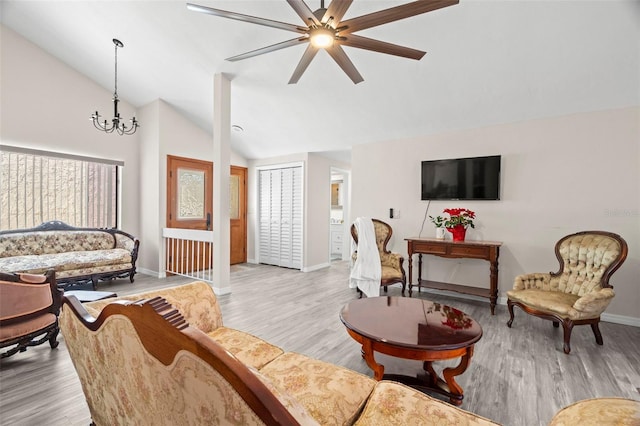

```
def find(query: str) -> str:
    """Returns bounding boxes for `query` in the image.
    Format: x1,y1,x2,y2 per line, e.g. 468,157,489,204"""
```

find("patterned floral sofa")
0,221,139,290
61,281,501,426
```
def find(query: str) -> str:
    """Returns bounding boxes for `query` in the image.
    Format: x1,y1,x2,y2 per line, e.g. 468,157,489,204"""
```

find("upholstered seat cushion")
381,265,403,280
0,312,56,342
0,249,132,277
548,397,640,426
259,352,376,425
506,289,580,318
354,381,500,426
207,327,283,370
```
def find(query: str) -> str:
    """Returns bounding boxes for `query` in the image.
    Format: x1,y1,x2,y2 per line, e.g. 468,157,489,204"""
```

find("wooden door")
230,166,247,264
167,156,213,274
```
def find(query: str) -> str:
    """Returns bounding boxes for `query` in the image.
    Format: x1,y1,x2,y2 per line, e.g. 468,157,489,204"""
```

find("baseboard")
302,263,330,272
418,288,640,327
212,286,232,296
601,312,640,327
136,268,160,278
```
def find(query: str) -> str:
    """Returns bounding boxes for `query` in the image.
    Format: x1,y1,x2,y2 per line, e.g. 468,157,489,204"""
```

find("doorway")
166,155,247,272
330,168,350,262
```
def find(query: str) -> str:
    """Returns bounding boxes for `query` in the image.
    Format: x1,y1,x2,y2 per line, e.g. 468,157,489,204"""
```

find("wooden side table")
405,238,502,314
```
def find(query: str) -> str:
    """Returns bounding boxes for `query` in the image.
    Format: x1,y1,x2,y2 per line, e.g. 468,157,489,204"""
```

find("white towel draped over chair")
349,217,382,298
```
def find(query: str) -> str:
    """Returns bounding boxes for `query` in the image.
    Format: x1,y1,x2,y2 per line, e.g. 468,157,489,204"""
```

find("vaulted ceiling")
2,1,638,161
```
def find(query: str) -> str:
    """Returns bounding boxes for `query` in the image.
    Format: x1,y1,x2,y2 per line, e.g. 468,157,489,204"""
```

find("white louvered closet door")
258,170,273,265
258,166,303,269
290,166,303,269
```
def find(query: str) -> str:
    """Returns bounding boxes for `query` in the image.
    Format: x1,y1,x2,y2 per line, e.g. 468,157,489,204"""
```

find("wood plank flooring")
1,261,639,425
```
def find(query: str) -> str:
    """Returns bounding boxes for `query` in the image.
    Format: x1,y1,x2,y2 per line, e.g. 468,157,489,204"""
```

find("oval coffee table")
340,296,482,406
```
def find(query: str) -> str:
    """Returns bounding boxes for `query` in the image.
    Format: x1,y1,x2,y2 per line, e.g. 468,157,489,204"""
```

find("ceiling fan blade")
338,34,425,60
323,0,354,24
338,0,458,34
286,0,320,26
288,44,320,84
226,37,308,62
187,3,306,33
325,45,364,84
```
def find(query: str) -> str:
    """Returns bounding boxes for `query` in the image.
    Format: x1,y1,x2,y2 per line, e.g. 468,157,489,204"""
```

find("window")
0,145,121,230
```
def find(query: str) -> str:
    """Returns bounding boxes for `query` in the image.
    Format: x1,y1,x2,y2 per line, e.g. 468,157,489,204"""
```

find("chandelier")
91,39,139,135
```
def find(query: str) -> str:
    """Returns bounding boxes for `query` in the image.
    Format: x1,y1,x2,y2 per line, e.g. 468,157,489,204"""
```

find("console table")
405,238,502,315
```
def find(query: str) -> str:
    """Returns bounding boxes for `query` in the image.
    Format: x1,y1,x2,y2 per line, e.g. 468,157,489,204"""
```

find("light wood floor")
1,261,639,426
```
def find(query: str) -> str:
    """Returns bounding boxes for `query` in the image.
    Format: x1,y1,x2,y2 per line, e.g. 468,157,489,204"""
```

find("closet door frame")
256,162,305,270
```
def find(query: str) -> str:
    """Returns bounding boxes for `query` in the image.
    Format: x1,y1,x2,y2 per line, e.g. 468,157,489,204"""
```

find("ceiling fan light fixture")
309,27,335,48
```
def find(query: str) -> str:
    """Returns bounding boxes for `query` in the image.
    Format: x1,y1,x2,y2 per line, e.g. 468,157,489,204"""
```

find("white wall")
248,153,351,270
305,153,335,270
352,107,640,321
137,99,248,275
1,26,249,277
0,25,141,236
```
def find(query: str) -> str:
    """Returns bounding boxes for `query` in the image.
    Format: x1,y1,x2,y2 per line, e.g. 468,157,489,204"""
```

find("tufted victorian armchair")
506,231,627,354
1,269,62,358
351,218,406,295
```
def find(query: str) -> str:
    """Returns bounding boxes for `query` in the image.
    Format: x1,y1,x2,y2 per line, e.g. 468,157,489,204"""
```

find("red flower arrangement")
442,208,476,229
429,208,476,241
429,208,476,229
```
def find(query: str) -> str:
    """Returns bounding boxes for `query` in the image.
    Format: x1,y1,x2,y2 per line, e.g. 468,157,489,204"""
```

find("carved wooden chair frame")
0,269,62,358
507,231,628,354
351,218,407,295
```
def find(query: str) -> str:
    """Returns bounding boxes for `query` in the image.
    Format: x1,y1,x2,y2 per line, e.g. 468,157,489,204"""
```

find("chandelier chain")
114,41,118,98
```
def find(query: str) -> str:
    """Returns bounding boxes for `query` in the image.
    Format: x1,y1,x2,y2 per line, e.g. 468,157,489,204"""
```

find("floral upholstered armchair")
506,231,627,354
351,218,406,295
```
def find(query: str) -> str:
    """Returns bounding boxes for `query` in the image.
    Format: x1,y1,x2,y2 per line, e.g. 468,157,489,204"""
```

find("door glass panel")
229,174,240,219
177,168,205,220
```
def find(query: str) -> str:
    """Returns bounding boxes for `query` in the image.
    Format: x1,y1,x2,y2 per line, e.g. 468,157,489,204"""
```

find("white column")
212,73,231,294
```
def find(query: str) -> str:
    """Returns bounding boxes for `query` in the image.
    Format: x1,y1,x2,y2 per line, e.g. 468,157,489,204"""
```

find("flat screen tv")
421,155,501,200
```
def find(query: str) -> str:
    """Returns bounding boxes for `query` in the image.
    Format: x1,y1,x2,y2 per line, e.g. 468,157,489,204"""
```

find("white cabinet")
331,224,343,258
259,166,303,269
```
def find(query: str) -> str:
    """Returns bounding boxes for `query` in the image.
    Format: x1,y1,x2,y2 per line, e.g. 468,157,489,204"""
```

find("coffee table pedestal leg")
361,339,385,380
441,347,473,405
384,348,473,406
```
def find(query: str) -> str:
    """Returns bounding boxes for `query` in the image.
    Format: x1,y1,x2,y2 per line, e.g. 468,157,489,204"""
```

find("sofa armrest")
380,252,403,270
513,273,551,291
114,233,135,251
571,288,615,318
85,281,223,333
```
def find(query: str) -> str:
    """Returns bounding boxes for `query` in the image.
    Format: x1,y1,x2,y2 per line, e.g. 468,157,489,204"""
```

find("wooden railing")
162,228,214,283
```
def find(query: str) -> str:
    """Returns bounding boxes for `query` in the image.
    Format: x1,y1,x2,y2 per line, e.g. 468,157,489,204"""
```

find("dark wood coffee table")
340,296,482,405
64,290,117,303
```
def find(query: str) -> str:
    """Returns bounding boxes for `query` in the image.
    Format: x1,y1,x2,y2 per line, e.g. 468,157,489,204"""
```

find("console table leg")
489,254,499,316
408,253,414,297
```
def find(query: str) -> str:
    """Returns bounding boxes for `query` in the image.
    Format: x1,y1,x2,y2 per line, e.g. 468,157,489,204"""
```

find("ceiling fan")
186,0,458,84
